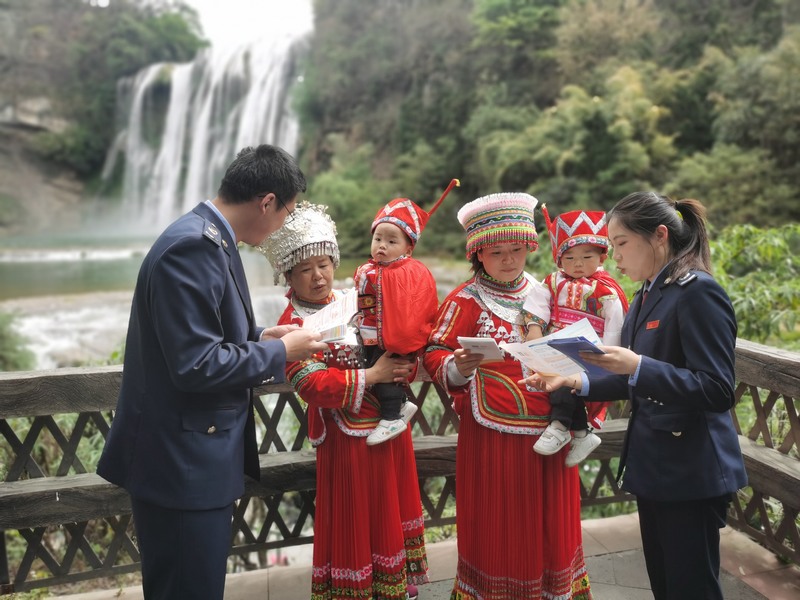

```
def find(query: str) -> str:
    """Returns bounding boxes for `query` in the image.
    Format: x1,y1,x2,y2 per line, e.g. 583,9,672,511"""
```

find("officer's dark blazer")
97,202,286,510
586,268,747,502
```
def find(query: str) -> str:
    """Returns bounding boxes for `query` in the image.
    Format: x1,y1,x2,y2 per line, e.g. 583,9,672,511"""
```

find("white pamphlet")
301,288,359,343
456,336,506,362
499,318,606,376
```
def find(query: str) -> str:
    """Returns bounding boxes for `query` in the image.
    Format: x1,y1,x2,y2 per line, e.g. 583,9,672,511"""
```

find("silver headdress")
257,201,340,284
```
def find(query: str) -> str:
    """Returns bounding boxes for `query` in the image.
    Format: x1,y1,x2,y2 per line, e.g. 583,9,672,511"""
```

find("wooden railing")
0,339,798,594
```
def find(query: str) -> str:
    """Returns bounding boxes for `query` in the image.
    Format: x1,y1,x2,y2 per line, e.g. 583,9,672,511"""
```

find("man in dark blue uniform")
97,144,327,599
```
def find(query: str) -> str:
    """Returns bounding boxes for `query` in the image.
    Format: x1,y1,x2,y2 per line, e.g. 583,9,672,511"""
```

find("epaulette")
202,221,222,247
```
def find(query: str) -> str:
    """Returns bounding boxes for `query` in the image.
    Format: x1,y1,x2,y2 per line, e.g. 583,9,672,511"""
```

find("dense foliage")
23,0,206,176
296,0,800,260
712,223,800,346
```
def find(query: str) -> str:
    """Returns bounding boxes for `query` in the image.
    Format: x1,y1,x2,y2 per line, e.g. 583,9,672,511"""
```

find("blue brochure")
546,337,610,378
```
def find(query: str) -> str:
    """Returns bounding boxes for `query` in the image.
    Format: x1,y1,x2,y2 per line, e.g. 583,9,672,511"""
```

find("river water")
0,232,469,370
0,233,292,369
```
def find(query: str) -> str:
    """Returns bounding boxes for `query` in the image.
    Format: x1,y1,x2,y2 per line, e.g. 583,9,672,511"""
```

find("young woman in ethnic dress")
422,193,592,599
259,202,429,600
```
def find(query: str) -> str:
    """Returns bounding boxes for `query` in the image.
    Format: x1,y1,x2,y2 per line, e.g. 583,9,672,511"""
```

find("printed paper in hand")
301,289,359,343
499,318,609,376
456,336,506,362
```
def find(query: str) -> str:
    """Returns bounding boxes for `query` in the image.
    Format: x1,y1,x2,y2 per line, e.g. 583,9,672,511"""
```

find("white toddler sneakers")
533,422,571,455
366,419,406,446
565,431,602,467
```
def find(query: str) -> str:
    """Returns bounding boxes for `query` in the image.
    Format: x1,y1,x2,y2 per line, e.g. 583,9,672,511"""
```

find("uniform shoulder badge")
676,272,697,286
202,221,222,247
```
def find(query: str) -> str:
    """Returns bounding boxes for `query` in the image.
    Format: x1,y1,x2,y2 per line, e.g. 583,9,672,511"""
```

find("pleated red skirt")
450,409,592,599
312,421,429,599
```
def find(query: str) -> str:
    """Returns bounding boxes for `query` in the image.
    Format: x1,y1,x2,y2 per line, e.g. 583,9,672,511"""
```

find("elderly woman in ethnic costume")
422,193,592,599
259,201,429,600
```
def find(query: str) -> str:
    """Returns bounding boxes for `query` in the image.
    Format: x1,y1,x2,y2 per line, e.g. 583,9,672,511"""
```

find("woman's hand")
581,345,640,375
454,348,483,378
365,352,414,385
518,373,579,392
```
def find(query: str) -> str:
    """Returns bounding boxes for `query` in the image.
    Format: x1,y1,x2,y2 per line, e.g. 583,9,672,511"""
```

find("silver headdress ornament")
257,201,340,285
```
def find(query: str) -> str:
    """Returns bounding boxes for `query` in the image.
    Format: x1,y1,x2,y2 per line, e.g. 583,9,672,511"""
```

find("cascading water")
7,8,316,370
102,31,310,230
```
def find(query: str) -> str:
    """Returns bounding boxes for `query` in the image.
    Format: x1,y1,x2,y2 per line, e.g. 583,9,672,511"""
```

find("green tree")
711,26,800,172
654,0,787,67
306,136,395,258
665,144,797,227
711,224,800,346
297,0,800,262
649,53,723,156
471,0,564,107
461,102,540,191
555,0,661,88
465,66,676,209
35,0,205,176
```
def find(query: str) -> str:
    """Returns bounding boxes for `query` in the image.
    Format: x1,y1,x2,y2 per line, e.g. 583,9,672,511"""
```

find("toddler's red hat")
371,179,460,247
543,206,609,266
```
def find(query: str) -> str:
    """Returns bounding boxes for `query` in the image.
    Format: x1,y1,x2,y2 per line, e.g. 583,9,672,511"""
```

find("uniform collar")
204,199,237,245
646,261,672,292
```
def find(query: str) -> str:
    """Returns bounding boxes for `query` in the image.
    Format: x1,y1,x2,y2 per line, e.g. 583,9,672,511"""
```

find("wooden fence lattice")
1,338,799,593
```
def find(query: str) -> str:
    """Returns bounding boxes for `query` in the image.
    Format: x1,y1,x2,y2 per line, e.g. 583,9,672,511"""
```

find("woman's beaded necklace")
473,270,532,326
290,292,336,319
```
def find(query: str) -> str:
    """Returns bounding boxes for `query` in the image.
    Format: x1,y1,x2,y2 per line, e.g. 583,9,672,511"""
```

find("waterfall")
102,31,310,230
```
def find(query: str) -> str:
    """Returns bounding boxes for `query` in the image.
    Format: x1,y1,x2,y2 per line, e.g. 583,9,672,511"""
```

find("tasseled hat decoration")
542,206,609,266
371,178,460,246
457,192,539,259
257,201,340,285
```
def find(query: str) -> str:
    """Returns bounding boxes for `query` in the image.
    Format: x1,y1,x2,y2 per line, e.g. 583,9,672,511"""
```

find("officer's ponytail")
607,192,712,281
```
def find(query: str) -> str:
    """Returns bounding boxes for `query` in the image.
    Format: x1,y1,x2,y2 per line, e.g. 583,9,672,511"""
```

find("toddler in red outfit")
354,181,459,445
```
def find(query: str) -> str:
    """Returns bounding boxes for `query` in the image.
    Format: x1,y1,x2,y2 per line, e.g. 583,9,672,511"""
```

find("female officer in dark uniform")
527,191,747,600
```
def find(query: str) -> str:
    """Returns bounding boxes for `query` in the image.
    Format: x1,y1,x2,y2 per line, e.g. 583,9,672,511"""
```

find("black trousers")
637,494,731,600
131,497,234,600
549,386,589,430
363,345,407,420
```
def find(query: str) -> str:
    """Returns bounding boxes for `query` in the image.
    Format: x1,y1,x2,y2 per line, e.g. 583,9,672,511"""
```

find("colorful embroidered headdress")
542,206,609,266
257,201,340,285
371,179,460,247
456,192,539,259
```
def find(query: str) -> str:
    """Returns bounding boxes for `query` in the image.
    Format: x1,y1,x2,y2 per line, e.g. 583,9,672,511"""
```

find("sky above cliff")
184,0,313,51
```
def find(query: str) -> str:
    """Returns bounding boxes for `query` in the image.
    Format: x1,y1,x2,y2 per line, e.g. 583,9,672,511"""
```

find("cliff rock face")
0,1,84,234
0,125,84,235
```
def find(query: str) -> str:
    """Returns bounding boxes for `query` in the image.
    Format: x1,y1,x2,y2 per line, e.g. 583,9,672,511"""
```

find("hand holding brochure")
545,336,608,378
300,288,359,343
499,318,610,377
456,336,505,362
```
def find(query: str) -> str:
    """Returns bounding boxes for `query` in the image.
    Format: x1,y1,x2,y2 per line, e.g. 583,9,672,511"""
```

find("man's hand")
279,329,328,361
261,324,300,341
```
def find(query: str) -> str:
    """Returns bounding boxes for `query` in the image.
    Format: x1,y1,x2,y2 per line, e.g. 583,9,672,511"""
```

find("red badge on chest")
646,320,660,330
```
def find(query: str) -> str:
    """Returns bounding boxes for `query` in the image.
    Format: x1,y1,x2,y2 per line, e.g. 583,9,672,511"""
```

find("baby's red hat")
542,206,609,266
371,179,460,247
